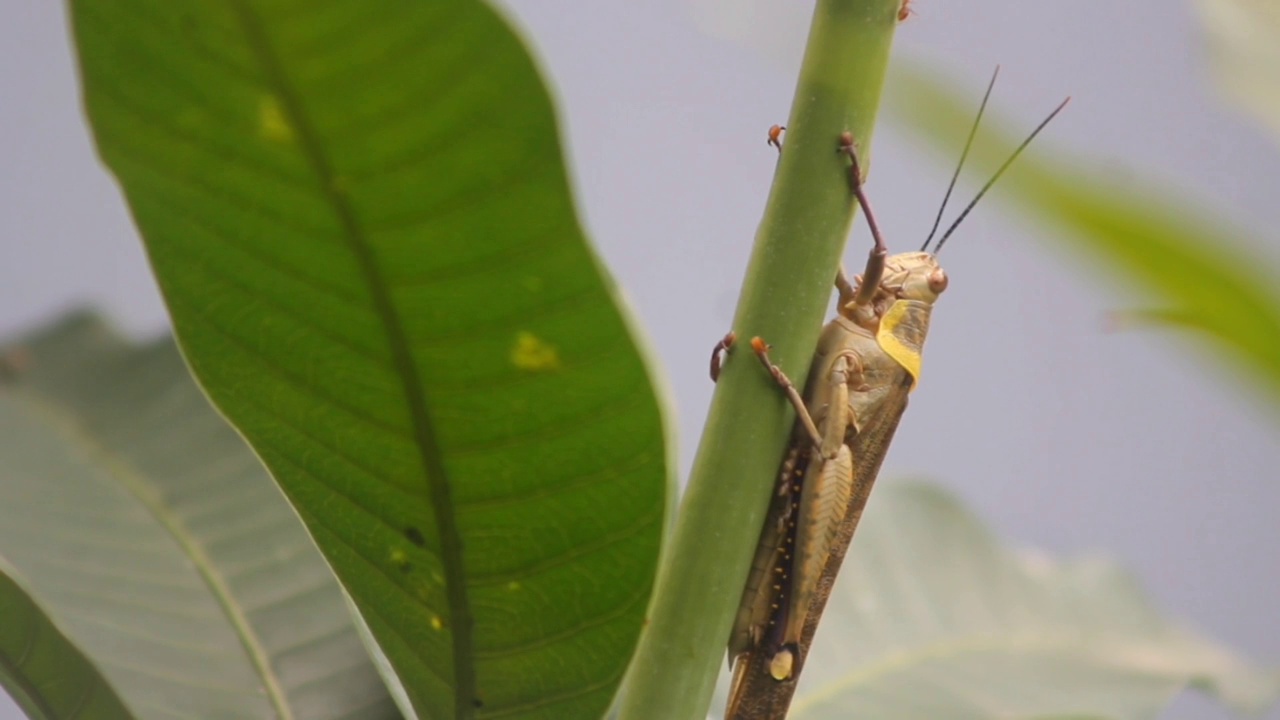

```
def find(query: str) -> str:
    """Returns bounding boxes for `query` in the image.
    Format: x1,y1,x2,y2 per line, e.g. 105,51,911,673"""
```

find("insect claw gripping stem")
750,337,826,451
767,124,785,154
710,331,737,382
838,132,887,309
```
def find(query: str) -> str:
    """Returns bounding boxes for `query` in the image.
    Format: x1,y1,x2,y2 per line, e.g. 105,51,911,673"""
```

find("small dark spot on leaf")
472,698,484,708
404,526,426,547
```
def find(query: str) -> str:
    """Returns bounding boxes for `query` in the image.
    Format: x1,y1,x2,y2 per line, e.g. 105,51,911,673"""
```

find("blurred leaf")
891,67,1280,407
688,0,811,74
1194,0,1280,142
0,557,135,720
0,312,399,719
69,2,670,719
713,482,1280,719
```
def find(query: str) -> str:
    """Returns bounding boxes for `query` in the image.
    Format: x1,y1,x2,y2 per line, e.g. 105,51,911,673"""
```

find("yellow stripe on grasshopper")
875,298,933,389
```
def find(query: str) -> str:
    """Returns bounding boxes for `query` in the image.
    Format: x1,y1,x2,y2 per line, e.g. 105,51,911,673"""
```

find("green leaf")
68,2,670,719
1194,0,1280,143
0,313,398,720
713,482,1280,719
890,68,1280,408
0,558,134,720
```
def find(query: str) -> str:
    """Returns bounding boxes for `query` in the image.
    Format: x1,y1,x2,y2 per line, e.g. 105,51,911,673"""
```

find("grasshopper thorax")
841,251,946,388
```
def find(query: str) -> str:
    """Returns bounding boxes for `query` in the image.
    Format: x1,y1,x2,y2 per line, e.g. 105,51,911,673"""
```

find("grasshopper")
719,71,1069,720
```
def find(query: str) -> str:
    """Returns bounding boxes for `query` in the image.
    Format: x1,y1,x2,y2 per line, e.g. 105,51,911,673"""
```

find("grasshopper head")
881,251,948,305
841,251,947,326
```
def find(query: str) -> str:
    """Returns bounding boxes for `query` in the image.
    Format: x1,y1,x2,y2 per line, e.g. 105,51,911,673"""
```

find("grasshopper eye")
929,269,948,294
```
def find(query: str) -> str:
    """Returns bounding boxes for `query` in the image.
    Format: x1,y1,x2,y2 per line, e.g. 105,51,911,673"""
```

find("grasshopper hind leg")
727,447,806,669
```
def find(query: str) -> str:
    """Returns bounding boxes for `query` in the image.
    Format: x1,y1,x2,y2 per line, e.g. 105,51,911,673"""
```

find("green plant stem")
615,2,899,718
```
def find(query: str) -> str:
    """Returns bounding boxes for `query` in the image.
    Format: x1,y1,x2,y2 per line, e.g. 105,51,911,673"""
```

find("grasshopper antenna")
931,95,1071,255
921,66,1000,252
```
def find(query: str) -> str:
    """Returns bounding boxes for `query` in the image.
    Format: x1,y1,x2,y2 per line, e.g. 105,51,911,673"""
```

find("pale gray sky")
2,2,1277,719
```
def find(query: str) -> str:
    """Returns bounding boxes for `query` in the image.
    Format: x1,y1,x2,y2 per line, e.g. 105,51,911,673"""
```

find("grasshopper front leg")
748,338,828,452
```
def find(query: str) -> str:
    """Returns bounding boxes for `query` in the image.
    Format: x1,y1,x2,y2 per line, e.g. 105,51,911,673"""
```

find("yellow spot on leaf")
430,615,445,631
259,95,293,143
389,548,408,566
507,581,521,591
511,331,561,372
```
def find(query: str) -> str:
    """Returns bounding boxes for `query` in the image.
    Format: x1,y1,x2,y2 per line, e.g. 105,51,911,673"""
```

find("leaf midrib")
17,393,291,719
226,3,475,717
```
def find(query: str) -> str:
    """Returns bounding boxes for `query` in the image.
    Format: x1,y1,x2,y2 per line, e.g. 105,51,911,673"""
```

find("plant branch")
616,2,901,718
